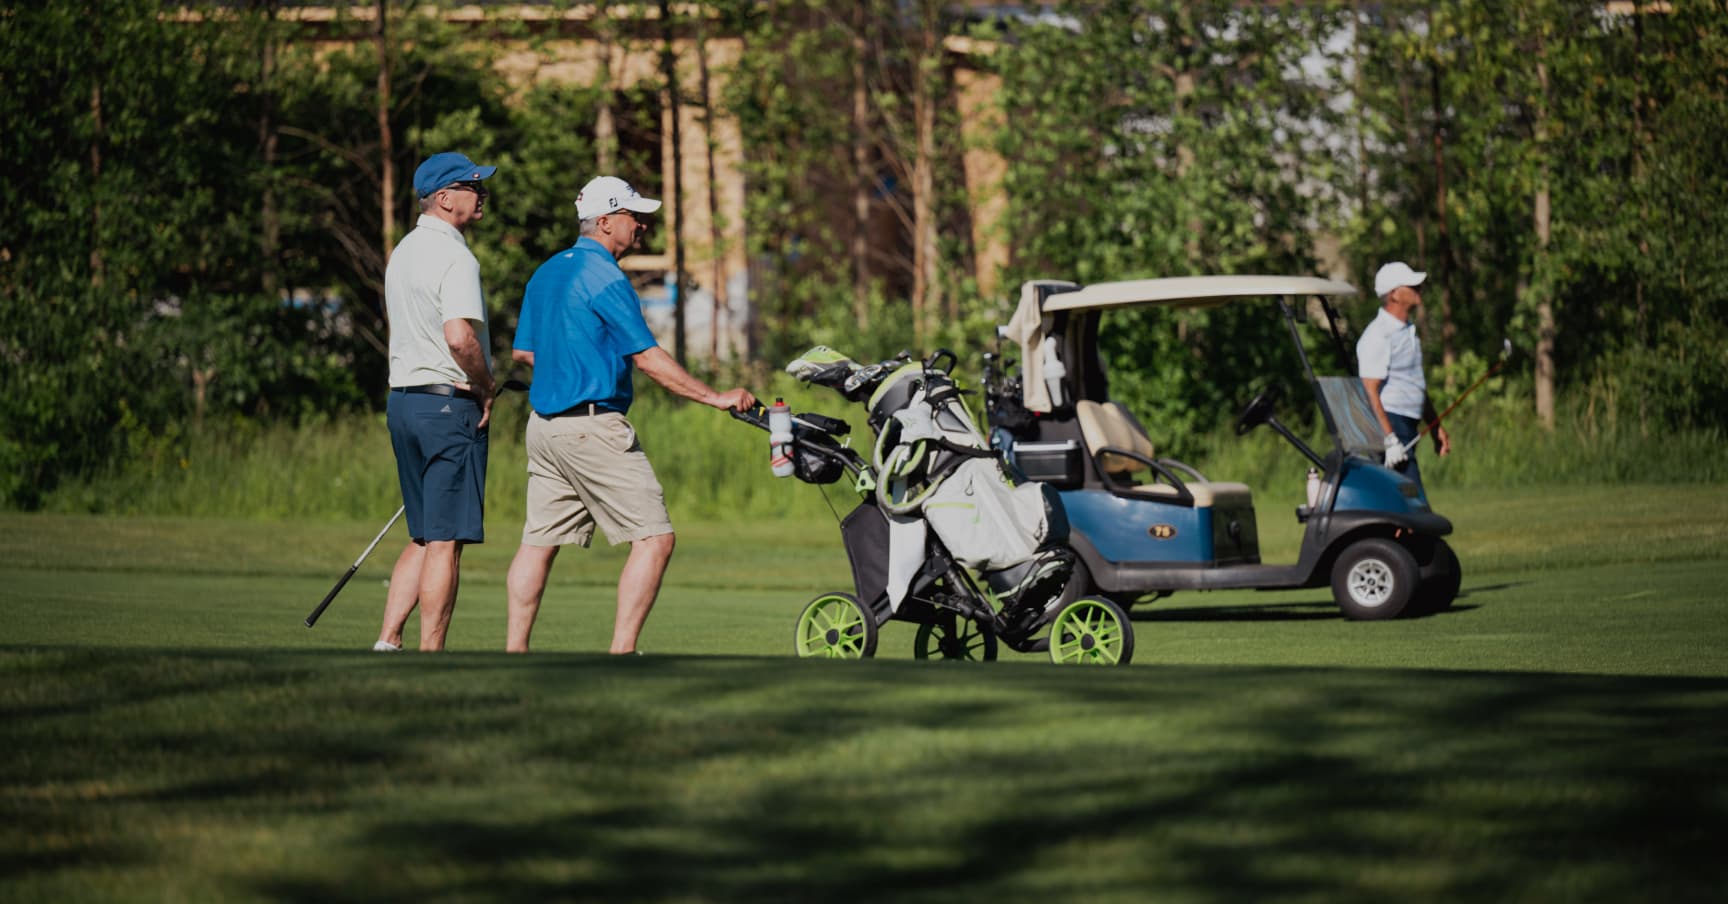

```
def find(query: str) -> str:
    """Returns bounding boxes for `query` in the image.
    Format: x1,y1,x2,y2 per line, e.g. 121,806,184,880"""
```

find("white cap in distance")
1374,261,1427,297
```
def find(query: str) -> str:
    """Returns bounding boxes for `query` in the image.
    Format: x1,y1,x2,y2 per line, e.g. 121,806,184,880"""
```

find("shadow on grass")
4,646,1727,901
1130,599,1340,622
1128,580,1520,623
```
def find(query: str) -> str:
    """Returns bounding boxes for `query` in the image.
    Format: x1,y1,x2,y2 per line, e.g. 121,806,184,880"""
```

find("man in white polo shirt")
374,151,498,652
1358,261,1451,493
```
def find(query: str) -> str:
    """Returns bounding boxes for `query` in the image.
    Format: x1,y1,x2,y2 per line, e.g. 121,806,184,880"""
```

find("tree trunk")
89,79,104,287
260,0,281,297
850,4,872,329
911,1,940,343
1534,185,1555,429
696,13,728,364
1430,64,1457,383
1631,2,1650,343
659,0,687,366
596,16,617,172
1352,0,1370,261
1533,44,1556,430
192,368,213,428
1393,16,1426,279
1172,9,1200,270
376,0,395,264
89,13,105,288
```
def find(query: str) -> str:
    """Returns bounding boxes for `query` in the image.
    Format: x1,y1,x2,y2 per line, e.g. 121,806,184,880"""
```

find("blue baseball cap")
413,152,497,198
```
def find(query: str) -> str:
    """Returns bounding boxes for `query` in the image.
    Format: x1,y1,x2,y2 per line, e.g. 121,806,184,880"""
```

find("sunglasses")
445,181,489,198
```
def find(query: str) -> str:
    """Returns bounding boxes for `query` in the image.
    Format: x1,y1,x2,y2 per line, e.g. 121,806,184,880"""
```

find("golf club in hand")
304,379,531,628
1402,339,1514,454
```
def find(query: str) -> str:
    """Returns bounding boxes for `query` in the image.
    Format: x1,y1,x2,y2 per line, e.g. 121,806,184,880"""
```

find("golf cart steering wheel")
1235,384,1282,436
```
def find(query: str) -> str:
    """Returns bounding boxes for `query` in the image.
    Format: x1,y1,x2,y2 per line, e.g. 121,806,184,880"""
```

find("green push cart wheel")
794,592,878,659
1047,596,1134,666
913,613,998,661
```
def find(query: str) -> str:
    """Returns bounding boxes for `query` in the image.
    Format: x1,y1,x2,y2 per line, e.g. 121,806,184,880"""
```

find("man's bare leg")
377,541,422,649
506,543,560,653
418,540,463,651
612,532,675,654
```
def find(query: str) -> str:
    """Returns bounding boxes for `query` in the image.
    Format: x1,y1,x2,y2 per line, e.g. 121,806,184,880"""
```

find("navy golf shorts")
387,389,489,543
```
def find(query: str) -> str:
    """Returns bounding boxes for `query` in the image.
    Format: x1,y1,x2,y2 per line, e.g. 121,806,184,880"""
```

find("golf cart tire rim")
1348,559,1394,607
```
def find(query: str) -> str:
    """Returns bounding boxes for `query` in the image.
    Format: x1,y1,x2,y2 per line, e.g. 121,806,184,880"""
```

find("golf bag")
786,347,1072,619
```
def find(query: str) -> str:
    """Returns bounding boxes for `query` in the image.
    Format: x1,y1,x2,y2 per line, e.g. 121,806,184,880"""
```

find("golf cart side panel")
1069,529,1305,593
1333,458,1433,514
1060,490,1210,563
1059,489,1260,566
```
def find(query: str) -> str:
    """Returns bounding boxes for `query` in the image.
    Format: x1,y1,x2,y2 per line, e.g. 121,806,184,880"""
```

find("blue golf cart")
986,275,1460,620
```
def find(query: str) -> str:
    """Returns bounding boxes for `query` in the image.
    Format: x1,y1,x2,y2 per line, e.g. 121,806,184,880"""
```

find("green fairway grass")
3,484,1726,901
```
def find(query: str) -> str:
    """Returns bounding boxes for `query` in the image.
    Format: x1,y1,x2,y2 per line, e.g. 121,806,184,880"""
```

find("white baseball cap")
574,176,662,220
1374,261,1427,297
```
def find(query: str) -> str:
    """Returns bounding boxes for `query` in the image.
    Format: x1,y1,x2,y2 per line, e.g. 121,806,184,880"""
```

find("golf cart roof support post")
1279,297,1345,456
1317,296,1357,374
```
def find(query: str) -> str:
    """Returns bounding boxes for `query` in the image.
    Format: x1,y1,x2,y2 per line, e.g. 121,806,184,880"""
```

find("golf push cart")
732,348,1134,665
988,275,1460,620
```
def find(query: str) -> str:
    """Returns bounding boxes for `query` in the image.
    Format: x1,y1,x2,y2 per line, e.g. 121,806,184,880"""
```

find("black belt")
395,384,479,402
545,402,609,418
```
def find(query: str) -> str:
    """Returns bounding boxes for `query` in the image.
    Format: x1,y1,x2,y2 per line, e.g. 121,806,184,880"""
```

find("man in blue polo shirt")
376,151,497,653
504,176,755,654
1358,261,1452,493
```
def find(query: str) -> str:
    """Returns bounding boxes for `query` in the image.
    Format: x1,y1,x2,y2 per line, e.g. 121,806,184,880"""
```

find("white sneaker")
372,640,402,652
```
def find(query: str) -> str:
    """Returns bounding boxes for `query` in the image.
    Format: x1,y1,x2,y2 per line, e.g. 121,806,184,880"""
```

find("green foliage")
988,2,1355,429
720,0,991,364
1,0,261,506
5,0,1728,511
1342,0,1728,431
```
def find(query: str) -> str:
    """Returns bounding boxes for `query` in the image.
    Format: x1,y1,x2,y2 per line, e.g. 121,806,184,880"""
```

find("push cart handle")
924,347,958,374
730,401,770,430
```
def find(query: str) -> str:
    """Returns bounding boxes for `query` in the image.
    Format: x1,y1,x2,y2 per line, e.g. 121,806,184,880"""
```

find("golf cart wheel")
1331,538,1419,620
913,613,999,662
1047,596,1134,666
1414,540,1462,614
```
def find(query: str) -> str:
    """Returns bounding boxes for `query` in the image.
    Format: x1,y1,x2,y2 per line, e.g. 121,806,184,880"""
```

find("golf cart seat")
1076,400,1254,508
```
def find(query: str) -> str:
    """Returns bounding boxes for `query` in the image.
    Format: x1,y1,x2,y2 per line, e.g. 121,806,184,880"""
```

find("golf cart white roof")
1003,274,1358,413
1041,275,1357,313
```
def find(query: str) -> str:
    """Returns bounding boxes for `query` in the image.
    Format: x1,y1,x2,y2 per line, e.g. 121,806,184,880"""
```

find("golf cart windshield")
1315,376,1388,460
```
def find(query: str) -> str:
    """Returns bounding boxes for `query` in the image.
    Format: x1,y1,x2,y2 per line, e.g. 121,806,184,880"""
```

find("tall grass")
40,375,873,524
40,374,1725,522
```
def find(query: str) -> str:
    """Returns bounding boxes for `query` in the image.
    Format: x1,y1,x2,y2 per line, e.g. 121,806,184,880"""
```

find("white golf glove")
1382,432,1409,468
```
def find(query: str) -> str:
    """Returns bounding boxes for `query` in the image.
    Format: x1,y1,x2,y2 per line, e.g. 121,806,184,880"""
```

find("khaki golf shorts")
523,411,672,547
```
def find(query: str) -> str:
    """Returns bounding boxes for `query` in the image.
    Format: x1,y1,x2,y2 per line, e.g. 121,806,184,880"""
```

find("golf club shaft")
304,505,405,628
302,380,521,628
1403,357,1510,452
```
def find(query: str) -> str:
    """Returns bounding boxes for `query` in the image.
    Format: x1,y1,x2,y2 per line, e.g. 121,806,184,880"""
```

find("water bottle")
1305,466,1321,508
769,398,794,478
